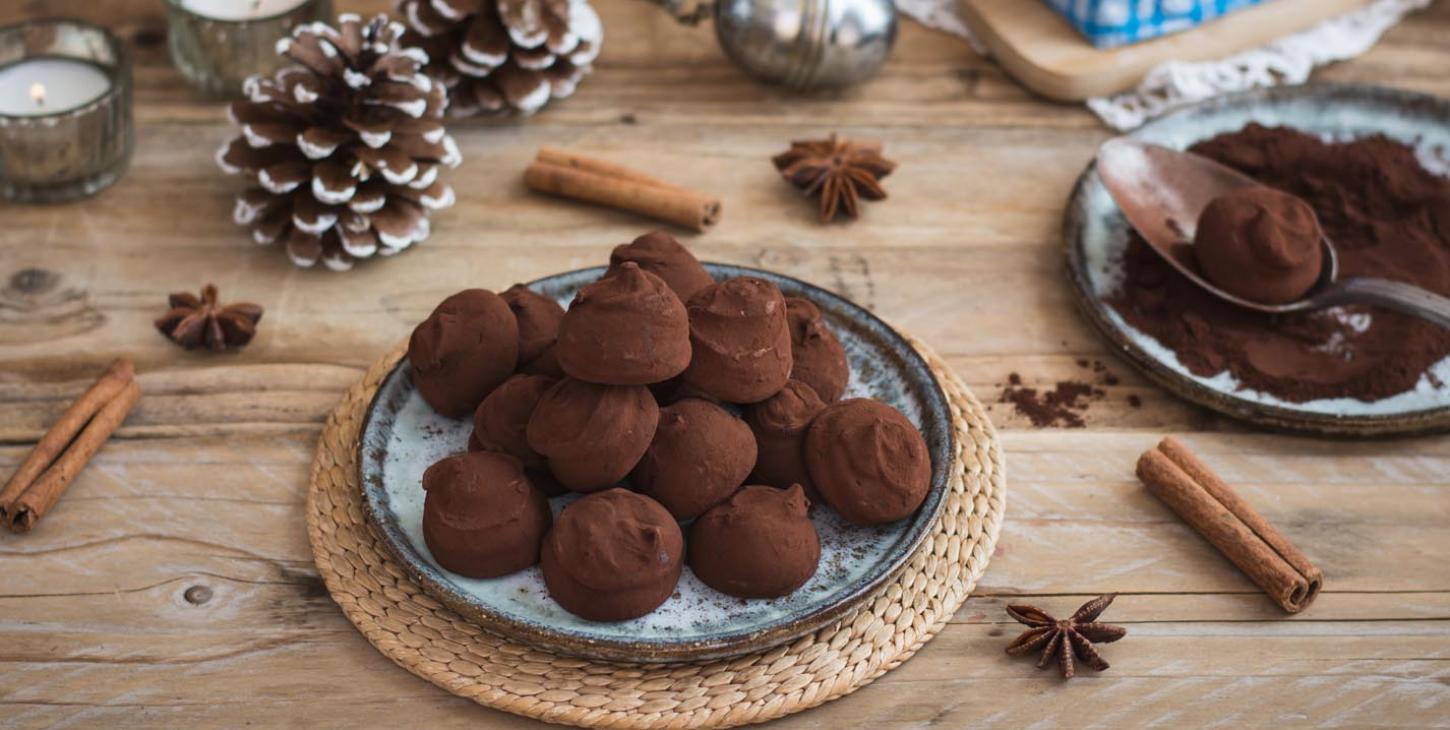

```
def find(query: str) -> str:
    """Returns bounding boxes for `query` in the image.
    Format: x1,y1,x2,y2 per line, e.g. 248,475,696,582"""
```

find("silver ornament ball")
712,0,898,90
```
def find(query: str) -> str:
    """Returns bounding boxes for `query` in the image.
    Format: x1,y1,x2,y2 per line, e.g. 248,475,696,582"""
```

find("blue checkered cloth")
1044,0,1268,48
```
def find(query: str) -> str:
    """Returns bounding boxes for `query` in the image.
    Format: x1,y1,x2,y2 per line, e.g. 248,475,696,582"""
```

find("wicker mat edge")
305,335,1006,729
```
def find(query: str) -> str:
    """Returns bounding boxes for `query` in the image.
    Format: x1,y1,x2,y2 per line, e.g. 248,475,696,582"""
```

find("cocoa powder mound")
1110,124,1450,403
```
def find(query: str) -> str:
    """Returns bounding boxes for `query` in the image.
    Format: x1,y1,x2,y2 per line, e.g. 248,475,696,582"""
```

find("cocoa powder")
998,360,1123,428
1110,124,1450,403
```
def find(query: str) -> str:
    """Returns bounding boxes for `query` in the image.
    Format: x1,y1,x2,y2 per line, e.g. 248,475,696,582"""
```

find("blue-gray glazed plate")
1066,83,1450,435
358,263,953,662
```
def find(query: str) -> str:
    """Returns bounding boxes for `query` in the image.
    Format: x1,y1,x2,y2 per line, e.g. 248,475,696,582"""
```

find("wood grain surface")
2,0,1449,727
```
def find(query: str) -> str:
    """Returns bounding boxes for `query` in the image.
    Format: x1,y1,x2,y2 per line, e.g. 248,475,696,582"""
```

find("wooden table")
3,1,1448,726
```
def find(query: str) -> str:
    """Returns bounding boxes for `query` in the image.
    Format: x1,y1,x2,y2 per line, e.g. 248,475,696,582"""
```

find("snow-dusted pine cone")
396,0,602,117
217,14,462,271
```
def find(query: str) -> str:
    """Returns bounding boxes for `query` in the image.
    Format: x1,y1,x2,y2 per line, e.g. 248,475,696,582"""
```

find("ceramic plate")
1066,83,1450,435
358,263,953,662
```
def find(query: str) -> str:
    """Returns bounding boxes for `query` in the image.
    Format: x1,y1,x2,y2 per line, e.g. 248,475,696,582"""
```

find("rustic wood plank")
1,0,1449,727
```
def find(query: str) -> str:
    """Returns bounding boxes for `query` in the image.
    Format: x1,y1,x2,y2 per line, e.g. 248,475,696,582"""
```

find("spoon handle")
1328,278,1450,329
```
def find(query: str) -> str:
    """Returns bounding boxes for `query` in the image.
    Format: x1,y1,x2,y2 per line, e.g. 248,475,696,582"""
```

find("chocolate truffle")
540,488,684,621
607,230,715,302
1194,186,1323,305
408,289,519,418
688,485,819,599
804,399,931,525
633,398,756,520
473,373,556,469
422,451,551,578
682,277,793,403
744,379,827,502
648,375,719,406
555,263,691,385
502,284,565,367
785,297,849,402
520,342,565,379
467,426,565,496
526,378,660,492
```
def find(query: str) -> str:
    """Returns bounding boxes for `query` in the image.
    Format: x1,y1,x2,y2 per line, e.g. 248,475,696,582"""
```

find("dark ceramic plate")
1066,83,1450,436
358,263,953,662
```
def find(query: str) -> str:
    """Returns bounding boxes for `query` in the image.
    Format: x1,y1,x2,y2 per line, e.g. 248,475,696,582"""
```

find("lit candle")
179,0,310,21
0,19,133,202
166,0,330,97
0,58,112,117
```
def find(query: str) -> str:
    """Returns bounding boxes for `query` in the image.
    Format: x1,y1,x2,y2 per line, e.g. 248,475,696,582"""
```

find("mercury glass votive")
166,0,332,97
0,19,133,203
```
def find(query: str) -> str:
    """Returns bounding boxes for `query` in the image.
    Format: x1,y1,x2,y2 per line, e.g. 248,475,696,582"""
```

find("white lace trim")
895,0,1427,130
1086,0,1431,130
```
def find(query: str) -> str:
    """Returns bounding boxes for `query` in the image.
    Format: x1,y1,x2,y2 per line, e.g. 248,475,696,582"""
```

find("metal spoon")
1095,138,1450,329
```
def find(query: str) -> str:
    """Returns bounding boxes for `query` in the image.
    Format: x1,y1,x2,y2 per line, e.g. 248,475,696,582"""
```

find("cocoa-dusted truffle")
688,485,819,599
502,284,565,367
540,488,684,621
1194,186,1323,305
648,375,718,406
555,263,691,385
528,469,569,498
785,297,848,402
526,378,660,492
408,289,519,418
682,277,792,403
520,342,565,378
474,374,556,469
804,399,931,525
745,380,827,502
422,451,551,578
469,436,569,496
607,231,715,302
633,398,756,520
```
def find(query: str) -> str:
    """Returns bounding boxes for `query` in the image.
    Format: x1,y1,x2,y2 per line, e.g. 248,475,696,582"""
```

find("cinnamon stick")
524,149,721,231
535,147,697,196
1136,437,1322,613
0,358,134,519
8,380,141,533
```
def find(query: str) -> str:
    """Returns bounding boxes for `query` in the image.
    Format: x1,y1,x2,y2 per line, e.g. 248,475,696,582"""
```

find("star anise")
1005,594,1127,679
772,134,896,223
155,284,263,352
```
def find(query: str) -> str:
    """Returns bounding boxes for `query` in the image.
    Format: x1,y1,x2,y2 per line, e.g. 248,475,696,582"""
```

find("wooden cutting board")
958,0,1376,101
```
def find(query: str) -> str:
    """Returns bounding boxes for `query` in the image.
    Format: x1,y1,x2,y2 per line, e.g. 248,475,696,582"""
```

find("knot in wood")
184,585,214,605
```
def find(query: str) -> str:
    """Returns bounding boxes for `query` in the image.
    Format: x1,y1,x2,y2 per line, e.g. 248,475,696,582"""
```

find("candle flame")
30,83,45,107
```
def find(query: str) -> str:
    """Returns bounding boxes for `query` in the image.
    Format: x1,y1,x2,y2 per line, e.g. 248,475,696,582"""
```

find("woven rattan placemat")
306,335,1006,728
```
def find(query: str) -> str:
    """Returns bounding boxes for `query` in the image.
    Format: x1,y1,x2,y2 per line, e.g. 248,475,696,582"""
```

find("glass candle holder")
166,0,333,97
0,19,133,203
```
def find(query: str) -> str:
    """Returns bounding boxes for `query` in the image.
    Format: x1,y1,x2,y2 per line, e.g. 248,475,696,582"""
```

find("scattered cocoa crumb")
1000,359,1129,427
999,375,1095,428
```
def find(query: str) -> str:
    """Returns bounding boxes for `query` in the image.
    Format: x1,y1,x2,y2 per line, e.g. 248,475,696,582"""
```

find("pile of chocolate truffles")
408,231,932,622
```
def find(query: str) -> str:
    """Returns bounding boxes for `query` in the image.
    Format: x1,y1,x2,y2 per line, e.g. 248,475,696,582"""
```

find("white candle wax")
179,0,310,21
0,58,112,117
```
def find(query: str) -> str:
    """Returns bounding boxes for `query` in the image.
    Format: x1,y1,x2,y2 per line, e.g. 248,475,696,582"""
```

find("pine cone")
216,14,462,271
396,0,602,117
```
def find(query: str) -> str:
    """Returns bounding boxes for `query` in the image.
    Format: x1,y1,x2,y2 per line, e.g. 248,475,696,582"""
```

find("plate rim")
356,262,955,662
1064,81,1450,437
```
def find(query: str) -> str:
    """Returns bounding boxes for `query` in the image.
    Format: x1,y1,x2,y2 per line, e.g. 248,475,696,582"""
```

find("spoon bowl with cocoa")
1096,138,1450,328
